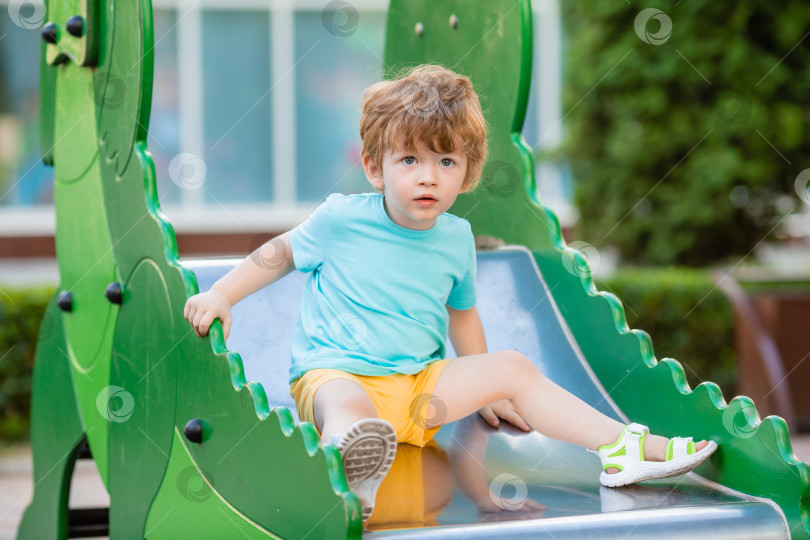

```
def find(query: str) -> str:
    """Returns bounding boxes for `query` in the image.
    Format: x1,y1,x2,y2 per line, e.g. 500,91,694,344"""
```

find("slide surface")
185,248,790,538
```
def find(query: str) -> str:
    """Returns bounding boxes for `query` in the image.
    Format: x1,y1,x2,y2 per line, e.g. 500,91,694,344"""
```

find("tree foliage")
559,1,809,265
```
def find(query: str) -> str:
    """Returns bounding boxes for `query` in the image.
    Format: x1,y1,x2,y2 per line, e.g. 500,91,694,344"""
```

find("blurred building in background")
0,0,574,281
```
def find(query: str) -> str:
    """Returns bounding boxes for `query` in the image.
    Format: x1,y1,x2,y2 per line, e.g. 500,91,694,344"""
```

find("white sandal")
593,423,718,487
334,418,397,521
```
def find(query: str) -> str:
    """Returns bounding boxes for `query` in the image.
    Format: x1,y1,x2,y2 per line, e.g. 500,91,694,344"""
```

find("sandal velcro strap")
626,423,649,436
596,424,650,472
666,436,696,461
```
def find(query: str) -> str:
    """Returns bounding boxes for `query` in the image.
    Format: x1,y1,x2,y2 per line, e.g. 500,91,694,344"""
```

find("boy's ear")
362,154,384,190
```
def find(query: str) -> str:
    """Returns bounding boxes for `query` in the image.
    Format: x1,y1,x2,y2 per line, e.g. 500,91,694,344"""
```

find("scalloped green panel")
144,430,283,538
385,0,557,252
42,0,98,67
25,0,361,536
17,296,85,539
25,0,810,537
533,251,810,537
108,258,177,536
174,325,362,538
38,40,56,166
385,0,808,537
53,59,118,489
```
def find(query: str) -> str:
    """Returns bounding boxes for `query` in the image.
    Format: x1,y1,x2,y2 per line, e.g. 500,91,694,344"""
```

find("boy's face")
362,137,468,231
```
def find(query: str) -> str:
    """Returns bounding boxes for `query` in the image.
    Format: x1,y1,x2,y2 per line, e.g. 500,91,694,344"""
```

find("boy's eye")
441,158,454,167
402,156,416,165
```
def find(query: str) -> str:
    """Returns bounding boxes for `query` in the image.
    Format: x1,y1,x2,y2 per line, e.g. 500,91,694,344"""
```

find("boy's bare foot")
605,435,711,474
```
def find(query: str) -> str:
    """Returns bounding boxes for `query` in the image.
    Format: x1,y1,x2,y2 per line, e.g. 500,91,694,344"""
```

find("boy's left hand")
477,399,531,432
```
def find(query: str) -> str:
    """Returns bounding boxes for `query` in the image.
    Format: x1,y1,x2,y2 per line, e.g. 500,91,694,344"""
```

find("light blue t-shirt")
288,192,477,383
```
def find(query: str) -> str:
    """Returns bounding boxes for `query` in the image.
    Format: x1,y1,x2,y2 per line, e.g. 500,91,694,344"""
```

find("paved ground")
1,435,809,539
0,443,109,540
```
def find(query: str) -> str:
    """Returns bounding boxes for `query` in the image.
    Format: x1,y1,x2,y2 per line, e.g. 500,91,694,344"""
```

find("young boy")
184,64,717,522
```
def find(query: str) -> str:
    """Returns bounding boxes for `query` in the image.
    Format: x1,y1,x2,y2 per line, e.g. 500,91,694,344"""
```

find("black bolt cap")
57,291,72,312
184,419,204,444
66,15,84,37
105,282,123,304
42,22,58,44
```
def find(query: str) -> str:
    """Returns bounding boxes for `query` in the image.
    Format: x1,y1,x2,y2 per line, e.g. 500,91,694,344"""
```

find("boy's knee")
501,350,539,380
338,394,378,418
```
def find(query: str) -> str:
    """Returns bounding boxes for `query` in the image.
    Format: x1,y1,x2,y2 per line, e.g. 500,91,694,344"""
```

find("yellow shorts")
289,359,451,447
365,440,449,529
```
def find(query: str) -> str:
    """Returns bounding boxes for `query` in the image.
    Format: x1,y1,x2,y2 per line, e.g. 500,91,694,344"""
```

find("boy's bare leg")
426,351,709,468
312,378,378,444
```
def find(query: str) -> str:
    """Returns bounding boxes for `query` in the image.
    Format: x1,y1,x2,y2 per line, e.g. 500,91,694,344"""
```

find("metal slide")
185,246,789,539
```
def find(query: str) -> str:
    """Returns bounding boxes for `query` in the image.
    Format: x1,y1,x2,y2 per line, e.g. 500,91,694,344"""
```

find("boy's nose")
418,168,438,186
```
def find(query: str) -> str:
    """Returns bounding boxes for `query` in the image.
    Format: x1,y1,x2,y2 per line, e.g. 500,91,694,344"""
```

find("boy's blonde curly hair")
359,64,488,193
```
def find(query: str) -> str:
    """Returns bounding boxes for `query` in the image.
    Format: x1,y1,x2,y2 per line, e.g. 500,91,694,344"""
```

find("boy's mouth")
415,195,437,207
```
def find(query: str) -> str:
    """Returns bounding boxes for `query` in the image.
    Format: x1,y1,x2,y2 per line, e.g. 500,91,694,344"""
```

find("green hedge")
0,286,55,440
596,267,736,399
559,1,809,266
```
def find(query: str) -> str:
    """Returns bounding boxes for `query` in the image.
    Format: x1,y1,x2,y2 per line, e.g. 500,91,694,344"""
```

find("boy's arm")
211,231,296,306
447,305,531,432
447,305,488,357
185,231,297,340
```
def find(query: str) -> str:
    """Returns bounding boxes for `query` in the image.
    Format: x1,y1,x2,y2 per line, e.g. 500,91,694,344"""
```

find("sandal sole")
600,441,718,487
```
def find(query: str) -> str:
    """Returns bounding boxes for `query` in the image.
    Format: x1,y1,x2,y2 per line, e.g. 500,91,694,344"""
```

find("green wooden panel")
384,0,809,536
39,43,56,166
108,259,177,537
26,0,809,536
53,60,117,489
384,0,559,253
534,241,810,538
17,296,86,539
145,430,281,539
89,0,363,536
175,323,361,538
43,0,98,67
96,0,154,182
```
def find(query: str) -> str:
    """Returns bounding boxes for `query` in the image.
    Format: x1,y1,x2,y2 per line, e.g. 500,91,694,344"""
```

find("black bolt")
66,15,84,38
42,22,58,44
184,419,204,444
105,282,123,304
57,291,72,312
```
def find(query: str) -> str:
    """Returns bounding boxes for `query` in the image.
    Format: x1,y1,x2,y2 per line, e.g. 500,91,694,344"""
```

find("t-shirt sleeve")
289,197,332,272
447,226,477,310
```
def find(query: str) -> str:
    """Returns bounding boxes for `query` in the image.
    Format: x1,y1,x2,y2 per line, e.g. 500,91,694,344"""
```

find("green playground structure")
17,0,809,538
